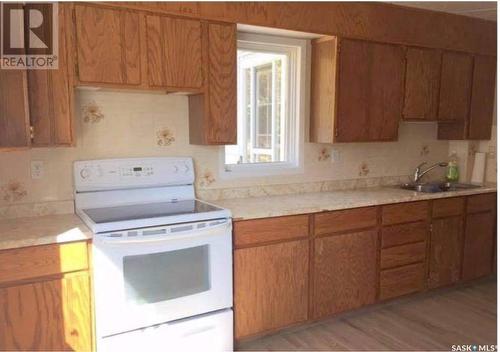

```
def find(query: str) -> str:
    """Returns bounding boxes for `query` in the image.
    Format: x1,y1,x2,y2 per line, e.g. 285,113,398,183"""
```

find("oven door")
92,219,232,338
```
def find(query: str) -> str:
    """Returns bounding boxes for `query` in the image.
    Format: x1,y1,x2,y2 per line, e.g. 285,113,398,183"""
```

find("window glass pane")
123,245,210,305
225,48,289,165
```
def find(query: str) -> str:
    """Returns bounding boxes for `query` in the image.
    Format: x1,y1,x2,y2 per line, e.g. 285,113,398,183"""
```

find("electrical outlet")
331,149,340,163
31,160,44,179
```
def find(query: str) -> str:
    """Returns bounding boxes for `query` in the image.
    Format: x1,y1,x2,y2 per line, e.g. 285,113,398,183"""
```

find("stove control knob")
80,168,91,179
172,165,179,173
183,164,190,173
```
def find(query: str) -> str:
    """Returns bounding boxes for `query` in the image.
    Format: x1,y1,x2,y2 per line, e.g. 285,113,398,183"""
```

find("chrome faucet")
413,162,448,183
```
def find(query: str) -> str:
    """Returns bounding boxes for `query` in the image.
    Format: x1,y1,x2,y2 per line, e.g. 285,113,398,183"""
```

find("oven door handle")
95,220,231,244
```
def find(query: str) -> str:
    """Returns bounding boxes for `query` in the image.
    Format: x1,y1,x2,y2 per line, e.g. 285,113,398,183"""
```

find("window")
223,32,308,177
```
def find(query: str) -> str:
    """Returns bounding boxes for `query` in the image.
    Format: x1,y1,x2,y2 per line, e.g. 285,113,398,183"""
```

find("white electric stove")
74,157,233,352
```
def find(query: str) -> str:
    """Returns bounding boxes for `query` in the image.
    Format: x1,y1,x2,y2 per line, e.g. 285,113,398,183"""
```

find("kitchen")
0,1,497,351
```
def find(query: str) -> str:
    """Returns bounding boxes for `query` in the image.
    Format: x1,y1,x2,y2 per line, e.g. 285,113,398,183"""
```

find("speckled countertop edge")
0,213,92,251
213,185,497,221
0,184,496,250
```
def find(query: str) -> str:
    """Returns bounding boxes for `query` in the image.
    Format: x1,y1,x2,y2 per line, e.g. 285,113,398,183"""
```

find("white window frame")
220,32,308,179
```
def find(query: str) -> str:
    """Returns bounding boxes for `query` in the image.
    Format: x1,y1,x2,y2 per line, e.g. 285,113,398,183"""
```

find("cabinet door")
206,22,237,144
463,211,495,280
0,69,30,149
438,51,473,122
402,48,441,120
310,36,338,143
313,230,377,319
28,4,73,146
336,39,404,142
146,15,202,89
428,216,463,288
468,55,496,140
74,5,142,85
0,273,92,351
234,240,309,339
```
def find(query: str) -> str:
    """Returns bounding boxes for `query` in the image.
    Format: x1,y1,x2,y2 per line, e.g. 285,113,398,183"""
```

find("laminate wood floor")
237,278,497,351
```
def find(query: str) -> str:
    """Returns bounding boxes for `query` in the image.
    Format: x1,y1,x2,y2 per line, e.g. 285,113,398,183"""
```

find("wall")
0,89,479,217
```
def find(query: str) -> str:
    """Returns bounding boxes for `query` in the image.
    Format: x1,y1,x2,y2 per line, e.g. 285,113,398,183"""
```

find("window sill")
219,162,304,180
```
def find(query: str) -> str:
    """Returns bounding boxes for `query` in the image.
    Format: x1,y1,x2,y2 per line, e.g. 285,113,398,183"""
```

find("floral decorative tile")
1,180,28,202
420,145,430,156
318,147,331,162
156,128,175,146
198,170,215,187
82,100,104,123
358,162,370,177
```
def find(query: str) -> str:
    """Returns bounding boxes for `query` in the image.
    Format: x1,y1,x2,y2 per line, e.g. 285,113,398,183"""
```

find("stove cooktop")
79,199,230,233
83,200,222,224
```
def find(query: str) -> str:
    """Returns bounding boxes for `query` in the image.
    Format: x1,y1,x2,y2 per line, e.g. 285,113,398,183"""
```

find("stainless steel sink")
400,182,481,193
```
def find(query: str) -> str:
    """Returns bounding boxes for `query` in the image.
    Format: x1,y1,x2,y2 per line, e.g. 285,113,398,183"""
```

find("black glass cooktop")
83,200,222,224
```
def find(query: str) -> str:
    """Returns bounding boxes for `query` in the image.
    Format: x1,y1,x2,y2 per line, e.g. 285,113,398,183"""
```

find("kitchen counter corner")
0,213,92,251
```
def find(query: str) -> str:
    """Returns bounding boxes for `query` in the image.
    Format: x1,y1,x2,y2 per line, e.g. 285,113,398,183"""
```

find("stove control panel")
74,157,194,192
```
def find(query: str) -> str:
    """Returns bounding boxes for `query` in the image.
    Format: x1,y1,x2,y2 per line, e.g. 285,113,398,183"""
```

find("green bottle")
446,152,459,182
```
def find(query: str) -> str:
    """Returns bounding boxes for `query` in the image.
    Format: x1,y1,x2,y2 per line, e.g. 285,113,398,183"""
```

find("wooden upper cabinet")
206,22,237,144
310,37,338,143
74,5,142,85
438,51,473,122
310,38,404,143
28,4,73,146
438,52,495,140
402,47,441,121
146,15,202,89
468,55,496,140
189,22,237,145
0,69,30,150
337,39,404,142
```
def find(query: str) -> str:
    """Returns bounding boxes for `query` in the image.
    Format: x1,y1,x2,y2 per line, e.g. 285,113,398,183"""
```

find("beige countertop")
0,184,495,250
213,184,497,221
0,213,92,251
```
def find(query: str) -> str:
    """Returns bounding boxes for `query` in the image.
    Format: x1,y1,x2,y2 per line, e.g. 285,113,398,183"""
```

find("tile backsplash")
0,89,494,217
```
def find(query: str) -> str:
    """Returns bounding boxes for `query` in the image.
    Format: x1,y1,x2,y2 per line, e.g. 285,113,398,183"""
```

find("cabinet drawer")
381,221,428,248
314,207,377,236
0,242,89,285
234,215,309,247
382,201,429,225
380,242,426,269
432,197,464,218
379,262,425,300
467,193,496,213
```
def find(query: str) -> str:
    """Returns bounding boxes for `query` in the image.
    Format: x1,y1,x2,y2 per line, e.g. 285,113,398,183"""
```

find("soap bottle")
446,152,459,183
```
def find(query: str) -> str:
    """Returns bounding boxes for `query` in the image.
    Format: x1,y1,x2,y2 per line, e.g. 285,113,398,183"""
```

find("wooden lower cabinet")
231,194,496,341
462,211,495,280
0,272,92,351
428,216,463,288
312,230,378,319
234,239,309,339
379,218,429,299
0,242,92,351
380,262,426,300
